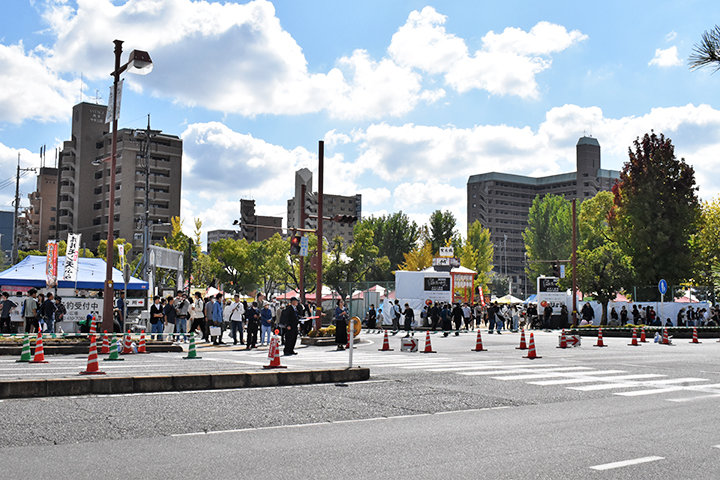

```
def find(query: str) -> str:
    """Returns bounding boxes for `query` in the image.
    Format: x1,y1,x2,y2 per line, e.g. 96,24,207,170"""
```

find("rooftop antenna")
94,89,102,104
80,72,83,103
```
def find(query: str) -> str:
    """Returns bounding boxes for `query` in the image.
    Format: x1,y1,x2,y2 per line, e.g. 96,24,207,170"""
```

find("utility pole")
136,115,161,282
315,141,324,331
298,183,306,304
571,198,578,326
11,154,35,265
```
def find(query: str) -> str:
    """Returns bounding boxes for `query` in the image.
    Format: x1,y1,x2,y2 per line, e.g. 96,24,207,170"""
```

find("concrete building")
466,136,619,296
240,199,283,242
207,229,239,251
23,167,58,250
57,102,182,258
286,169,361,247
0,209,14,256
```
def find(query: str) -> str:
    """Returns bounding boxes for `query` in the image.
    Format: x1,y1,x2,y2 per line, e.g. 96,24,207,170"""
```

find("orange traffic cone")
138,330,148,353
121,330,133,354
594,327,607,347
28,331,49,364
628,328,640,346
640,327,648,343
100,331,110,354
421,331,436,353
471,330,487,351
690,327,701,344
89,316,97,335
661,328,672,345
523,333,541,359
557,329,568,349
263,336,287,369
516,328,527,350
80,334,105,375
378,330,394,351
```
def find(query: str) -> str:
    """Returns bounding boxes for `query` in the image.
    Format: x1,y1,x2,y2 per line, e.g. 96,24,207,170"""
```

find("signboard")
46,240,59,288
126,298,146,308
560,265,566,278
558,335,581,347
658,279,667,295
299,236,309,256
537,276,565,315
400,337,418,352
424,277,450,292
63,233,81,281
8,296,103,332
439,247,454,257
105,79,124,124
118,243,125,269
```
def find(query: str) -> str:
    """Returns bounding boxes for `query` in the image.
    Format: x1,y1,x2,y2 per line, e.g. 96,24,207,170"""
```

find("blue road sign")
658,279,668,295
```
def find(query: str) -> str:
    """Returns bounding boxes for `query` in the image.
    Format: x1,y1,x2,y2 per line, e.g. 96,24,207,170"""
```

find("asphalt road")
2,329,720,479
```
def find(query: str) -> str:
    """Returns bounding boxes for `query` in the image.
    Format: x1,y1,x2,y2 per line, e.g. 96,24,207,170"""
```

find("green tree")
209,238,258,294
360,212,419,279
325,228,389,301
461,220,494,293
97,238,133,269
574,192,634,324
523,194,572,282
689,25,720,72
253,234,292,298
283,233,323,300
610,132,699,288
427,210,459,254
692,197,720,294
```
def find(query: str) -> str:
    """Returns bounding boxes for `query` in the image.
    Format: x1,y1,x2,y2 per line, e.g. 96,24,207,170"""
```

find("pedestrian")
149,296,164,340
189,292,206,341
174,293,190,342
620,306,628,325
43,293,57,333
22,289,39,334
487,302,497,334
227,294,245,345
283,297,301,355
441,303,452,336
367,304,377,332
212,293,225,345
543,303,553,329
245,301,259,349
462,303,471,331
36,293,45,332
260,302,273,346
392,299,401,334
403,303,414,337
559,305,568,329
431,302,440,331
335,299,348,350
163,296,176,342
0,292,17,334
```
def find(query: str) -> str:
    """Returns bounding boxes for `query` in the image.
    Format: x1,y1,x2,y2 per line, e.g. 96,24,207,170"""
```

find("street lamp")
101,40,153,333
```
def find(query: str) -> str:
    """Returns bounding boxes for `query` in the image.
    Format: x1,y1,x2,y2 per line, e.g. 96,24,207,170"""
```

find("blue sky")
1,0,720,245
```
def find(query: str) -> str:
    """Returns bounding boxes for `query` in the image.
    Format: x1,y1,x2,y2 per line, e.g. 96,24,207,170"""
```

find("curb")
0,367,370,399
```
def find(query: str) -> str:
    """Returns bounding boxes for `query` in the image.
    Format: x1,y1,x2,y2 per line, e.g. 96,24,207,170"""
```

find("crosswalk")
245,349,720,403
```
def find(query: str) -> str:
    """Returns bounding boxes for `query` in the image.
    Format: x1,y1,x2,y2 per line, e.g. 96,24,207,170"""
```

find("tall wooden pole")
299,183,306,304
571,198,578,326
315,141,324,331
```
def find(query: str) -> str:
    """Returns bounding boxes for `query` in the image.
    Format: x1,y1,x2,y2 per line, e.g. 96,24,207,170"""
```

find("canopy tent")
496,294,524,304
276,286,335,302
0,256,148,290
524,294,537,304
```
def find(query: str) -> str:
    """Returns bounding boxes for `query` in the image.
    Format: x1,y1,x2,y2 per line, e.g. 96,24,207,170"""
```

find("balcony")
60,185,75,196
59,200,74,210
62,154,76,166
61,169,75,181
150,191,170,201
58,215,73,226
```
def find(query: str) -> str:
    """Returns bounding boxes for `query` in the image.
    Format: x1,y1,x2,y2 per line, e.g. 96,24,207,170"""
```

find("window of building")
115,183,121,190
95,171,102,179
50,207,56,212
93,202,101,210
114,214,120,221
92,233,100,241
93,218,101,226
94,187,102,195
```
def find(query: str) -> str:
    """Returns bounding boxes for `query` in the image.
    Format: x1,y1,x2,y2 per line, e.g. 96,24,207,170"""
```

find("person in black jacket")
451,303,463,336
283,297,301,355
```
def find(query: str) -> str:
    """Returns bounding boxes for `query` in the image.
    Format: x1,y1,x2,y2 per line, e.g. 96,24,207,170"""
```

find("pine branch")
689,25,720,72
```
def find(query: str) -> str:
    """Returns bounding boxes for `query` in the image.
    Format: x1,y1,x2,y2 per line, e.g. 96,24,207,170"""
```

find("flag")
46,240,59,288
63,233,82,281
478,286,486,307
118,243,125,269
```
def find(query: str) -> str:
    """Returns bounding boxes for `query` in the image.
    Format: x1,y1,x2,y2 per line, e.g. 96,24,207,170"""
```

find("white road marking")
667,393,720,403
589,456,664,471
570,383,645,392
615,387,685,396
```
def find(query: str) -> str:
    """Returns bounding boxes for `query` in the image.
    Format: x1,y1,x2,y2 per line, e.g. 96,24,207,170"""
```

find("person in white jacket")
226,294,245,345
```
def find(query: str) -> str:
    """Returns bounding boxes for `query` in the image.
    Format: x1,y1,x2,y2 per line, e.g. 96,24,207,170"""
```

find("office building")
466,136,619,296
240,199,282,242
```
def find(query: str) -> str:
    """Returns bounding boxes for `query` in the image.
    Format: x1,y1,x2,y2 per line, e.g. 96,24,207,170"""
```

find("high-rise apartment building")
286,169,361,246
23,167,58,250
57,102,182,258
466,136,619,296
240,199,282,242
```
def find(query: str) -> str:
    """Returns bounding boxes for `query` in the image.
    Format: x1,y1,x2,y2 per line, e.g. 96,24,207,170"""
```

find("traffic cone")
29,331,48,364
104,334,124,361
100,331,110,354
183,333,202,359
661,328,672,345
378,330,394,351
16,334,31,362
557,329,568,349
421,331,436,353
80,334,105,375
263,336,287,369
594,327,607,347
89,316,97,335
471,329,487,351
628,328,640,346
121,330,133,354
138,330,148,353
690,327,701,344
523,333,541,359
640,327,648,343
516,329,527,350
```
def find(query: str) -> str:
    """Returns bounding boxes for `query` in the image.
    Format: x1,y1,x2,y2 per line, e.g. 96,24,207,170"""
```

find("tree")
253,233,292,298
397,242,433,272
325,228,389,301
523,194,572,282
427,210,459,254
282,233,323,299
461,220,494,293
360,212,420,279
574,192,634,324
692,197,720,293
689,25,720,72
209,238,258,294
97,238,133,269
163,216,190,252
610,132,699,288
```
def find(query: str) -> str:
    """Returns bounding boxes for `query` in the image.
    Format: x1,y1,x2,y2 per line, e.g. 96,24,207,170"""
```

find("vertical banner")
118,243,125,270
63,233,82,281
46,240,59,288
478,286,486,307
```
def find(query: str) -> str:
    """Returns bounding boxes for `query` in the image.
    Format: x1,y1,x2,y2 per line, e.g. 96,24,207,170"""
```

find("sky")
2,0,720,247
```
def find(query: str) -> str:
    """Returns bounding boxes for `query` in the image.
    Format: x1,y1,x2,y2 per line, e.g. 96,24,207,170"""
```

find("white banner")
63,233,81,281
104,79,124,124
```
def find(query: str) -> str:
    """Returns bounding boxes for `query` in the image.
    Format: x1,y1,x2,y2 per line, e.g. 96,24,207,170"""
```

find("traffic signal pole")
571,199,578,326
299,184,306,304
315,141,324,331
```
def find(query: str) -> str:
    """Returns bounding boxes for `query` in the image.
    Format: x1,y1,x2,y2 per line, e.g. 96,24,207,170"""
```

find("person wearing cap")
283,297,301,355
174,293,190,342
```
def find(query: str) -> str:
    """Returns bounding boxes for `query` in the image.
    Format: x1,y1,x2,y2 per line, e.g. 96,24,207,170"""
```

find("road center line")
589,456,664,471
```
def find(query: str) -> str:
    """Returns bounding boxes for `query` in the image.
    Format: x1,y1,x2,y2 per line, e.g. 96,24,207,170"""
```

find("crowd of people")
0,289,67,335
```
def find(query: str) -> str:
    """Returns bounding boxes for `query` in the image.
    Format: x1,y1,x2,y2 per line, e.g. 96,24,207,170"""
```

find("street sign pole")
659,279,667,325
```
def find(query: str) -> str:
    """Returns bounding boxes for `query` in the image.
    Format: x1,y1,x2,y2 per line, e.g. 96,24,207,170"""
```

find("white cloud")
389,8,587,98
0,143,40,209
665,31,677,42
357,187,391,206
649,46,682,67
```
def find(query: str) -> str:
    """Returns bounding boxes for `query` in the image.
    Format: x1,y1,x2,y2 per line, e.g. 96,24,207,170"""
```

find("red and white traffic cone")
421,331,436,353
263,335,287,369
628,328,640,346
378,330,394,351
471,329,487,351
138,330,148,353
640,327,648,343
557,329,568,349
89,316,97,335
29,331,49,364
516,328,527,350
121,330,133,354
523,333,541,359
661,328,672,345
690,327,701,344
594,327,607,347
100,331,110,354
80,334,105,375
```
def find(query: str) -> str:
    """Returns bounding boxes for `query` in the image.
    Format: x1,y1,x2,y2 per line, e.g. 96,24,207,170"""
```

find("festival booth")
0,255,148,332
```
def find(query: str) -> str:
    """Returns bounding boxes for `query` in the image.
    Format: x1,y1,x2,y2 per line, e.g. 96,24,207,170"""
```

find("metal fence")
337,281,396,320
629,285,714,304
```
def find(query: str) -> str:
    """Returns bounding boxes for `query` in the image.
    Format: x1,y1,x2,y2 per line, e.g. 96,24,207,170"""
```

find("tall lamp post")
101,40,153,333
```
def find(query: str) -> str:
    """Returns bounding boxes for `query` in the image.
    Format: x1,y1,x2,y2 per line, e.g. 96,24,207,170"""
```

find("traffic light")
552,261,561,277
290,235,301,255
332,214,358,224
